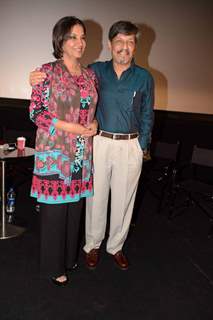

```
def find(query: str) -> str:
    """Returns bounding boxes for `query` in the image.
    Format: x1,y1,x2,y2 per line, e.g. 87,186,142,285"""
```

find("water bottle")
35,204,40,213
6,188,16,223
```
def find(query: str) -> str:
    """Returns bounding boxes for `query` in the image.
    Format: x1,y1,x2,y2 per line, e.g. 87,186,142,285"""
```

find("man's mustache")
117,49,130,55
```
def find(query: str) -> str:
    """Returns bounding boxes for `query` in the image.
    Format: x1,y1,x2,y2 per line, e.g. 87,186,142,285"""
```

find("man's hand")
29,70,46,86
143,149,151,162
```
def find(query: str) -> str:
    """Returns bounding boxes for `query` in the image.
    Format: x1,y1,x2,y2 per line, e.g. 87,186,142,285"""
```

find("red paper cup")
17,137,26,151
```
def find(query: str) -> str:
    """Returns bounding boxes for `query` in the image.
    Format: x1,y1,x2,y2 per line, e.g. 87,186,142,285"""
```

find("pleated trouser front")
84,135,143,254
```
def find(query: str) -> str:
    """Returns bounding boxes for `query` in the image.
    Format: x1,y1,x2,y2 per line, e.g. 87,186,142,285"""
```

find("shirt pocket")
117,89,135,111
132,91,143,113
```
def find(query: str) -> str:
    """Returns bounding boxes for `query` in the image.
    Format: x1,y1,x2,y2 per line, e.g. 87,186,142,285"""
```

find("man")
84,21,154,270
30,20,154,271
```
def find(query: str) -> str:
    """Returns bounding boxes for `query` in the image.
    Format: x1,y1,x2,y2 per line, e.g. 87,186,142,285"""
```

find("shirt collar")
109,59,135,74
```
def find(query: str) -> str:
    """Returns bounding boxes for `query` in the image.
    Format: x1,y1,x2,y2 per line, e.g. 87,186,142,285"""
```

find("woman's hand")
72,123,95,136
55,121,94,136
29,70,46,86
82,119,98,137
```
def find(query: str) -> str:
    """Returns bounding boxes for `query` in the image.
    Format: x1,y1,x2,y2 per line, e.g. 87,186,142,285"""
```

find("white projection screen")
0,0,212,114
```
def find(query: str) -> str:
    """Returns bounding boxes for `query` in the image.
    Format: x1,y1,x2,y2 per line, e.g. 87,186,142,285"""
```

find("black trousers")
39,199,84,277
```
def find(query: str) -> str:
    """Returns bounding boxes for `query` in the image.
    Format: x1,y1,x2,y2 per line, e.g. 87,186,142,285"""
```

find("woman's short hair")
108,21,139,42
52,16,86,59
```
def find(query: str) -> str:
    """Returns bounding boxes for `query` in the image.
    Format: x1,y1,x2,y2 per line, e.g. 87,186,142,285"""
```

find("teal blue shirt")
90,60,154,150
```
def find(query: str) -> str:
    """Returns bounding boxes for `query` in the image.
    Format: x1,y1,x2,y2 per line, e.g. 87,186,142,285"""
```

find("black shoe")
51,275,69,287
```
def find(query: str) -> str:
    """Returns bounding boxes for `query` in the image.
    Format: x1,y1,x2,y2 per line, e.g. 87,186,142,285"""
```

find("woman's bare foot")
51,274,69,286
55,275,67,283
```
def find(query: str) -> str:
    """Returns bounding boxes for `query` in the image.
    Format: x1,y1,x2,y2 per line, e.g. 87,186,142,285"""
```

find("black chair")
144,140,182,212
168,145,213,237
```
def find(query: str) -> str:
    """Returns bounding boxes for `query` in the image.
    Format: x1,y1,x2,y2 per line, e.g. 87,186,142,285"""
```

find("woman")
29,16,98,286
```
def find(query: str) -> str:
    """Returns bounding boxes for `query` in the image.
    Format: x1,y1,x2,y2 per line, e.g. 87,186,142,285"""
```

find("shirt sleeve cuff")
138,136,148,151
49,117,58,136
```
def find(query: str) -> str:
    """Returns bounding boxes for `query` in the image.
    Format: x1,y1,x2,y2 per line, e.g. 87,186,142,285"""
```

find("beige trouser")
84,134,143,255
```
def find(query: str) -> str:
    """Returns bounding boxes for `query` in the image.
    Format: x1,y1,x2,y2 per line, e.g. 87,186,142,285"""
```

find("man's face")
108,33,136,66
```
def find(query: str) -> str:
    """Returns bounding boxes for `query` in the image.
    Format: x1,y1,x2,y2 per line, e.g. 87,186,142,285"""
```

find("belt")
99,131,138,140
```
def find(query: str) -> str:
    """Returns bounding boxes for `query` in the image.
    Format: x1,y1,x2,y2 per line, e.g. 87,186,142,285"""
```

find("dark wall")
0,97,36,147
152,110,213,162
1,97,213,161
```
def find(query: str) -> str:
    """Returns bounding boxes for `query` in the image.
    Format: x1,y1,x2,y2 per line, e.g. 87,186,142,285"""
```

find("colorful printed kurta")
29,60,98,204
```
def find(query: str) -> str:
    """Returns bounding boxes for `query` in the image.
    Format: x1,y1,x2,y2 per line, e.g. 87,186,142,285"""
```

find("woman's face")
62,24,86,60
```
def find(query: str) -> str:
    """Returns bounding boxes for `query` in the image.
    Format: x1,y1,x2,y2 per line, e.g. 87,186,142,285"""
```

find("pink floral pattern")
29,60,98,203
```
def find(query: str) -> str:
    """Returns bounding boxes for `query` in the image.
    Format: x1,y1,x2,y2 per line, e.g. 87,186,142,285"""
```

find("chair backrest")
151,141,181,162
192,145,213,168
